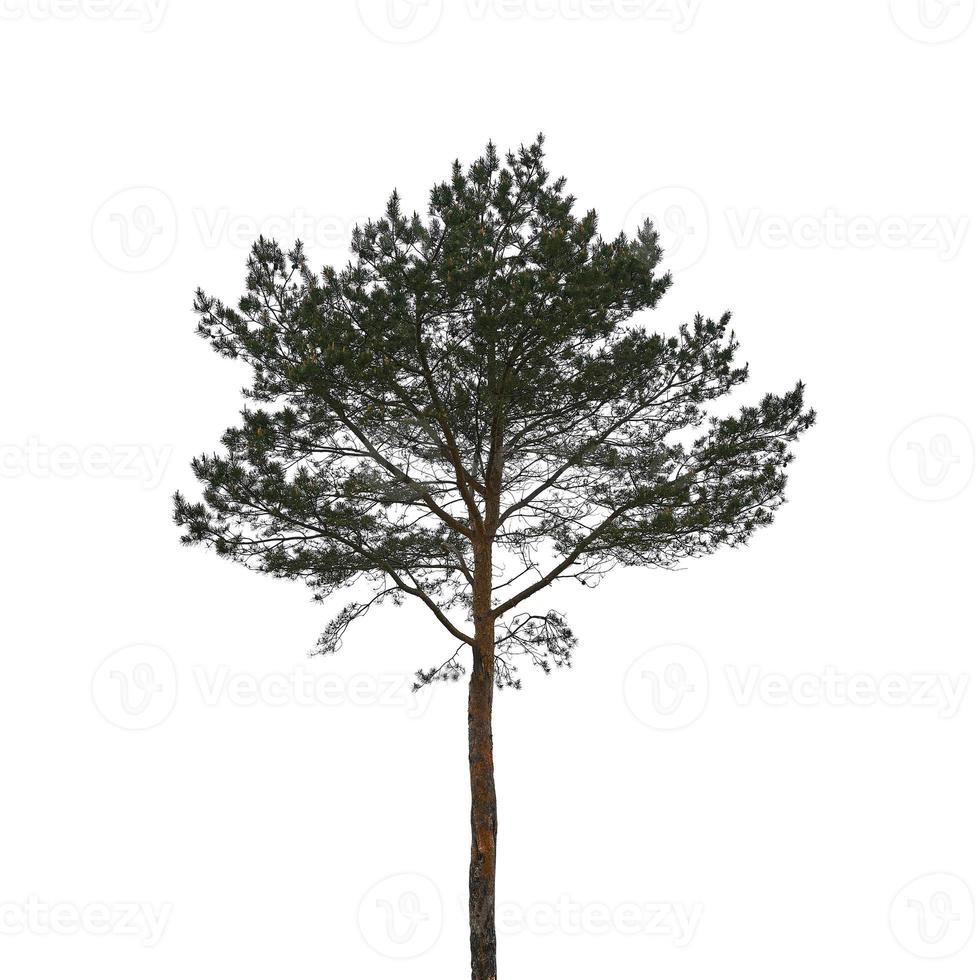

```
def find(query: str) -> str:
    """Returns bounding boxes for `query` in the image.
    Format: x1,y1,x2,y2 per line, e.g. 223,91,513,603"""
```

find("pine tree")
174,136,815,979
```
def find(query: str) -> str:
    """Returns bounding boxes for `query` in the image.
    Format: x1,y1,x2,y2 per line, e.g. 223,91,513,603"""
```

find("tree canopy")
174,136,814,688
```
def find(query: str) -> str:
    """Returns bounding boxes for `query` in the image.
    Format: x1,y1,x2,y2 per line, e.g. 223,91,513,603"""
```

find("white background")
2,1,978,977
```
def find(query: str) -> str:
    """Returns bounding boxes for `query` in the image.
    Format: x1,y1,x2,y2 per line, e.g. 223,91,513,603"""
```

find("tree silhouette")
174,136,814,979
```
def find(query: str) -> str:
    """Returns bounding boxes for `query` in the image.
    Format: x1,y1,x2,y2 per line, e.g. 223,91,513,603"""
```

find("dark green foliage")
175,136,814,688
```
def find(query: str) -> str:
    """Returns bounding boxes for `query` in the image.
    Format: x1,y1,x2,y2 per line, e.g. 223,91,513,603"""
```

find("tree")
174,136,815,979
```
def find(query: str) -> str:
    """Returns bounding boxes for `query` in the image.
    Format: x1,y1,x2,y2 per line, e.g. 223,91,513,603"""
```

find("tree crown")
175,136,815,687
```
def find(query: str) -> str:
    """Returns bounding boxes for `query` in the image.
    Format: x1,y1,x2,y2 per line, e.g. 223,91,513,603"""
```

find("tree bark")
469,542,497,979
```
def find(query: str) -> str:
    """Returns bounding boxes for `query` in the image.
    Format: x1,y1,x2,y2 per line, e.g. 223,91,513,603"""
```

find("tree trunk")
469,545,497,979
